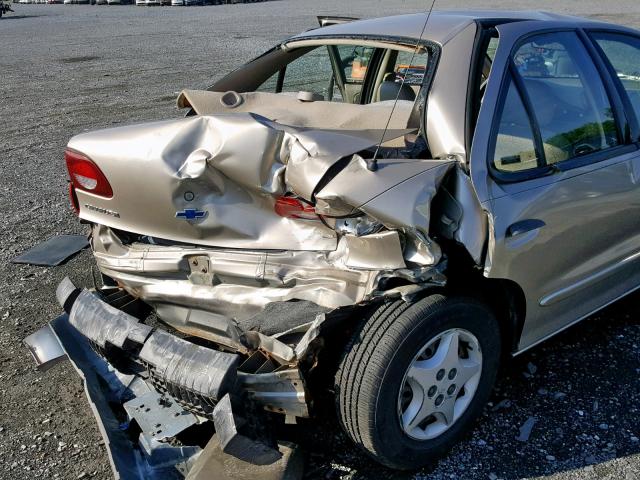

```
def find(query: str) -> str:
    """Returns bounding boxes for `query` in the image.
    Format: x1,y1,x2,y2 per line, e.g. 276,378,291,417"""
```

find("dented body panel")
91,224,405,344
71,114,334,251
70,110,436,252
470,19,640,352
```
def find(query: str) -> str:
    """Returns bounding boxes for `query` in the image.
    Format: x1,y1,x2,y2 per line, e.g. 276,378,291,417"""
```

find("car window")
392,50,428,86
331,45,377,103
256,45,376,103
370,49,429,105
512,32,619,165
487,36,499,62
591,33,640,126
335,45,376,84
474,34,499,108
256,71,279,94
482,36,500,85
255,44,431,106
493,77,539,172
256,46,336,100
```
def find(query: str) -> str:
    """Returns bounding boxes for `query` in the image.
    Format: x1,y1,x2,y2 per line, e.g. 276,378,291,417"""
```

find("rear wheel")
335,295,501,470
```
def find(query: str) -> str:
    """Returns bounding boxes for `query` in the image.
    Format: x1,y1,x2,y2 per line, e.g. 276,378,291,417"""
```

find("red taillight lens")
274,196,319,220
65,149,113,198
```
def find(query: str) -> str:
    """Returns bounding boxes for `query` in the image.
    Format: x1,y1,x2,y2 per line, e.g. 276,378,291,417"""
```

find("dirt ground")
1,1,640,479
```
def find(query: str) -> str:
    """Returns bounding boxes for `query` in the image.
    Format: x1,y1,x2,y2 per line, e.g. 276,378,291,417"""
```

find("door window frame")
585,28,640,142
465,25,499,157
487,27,637,184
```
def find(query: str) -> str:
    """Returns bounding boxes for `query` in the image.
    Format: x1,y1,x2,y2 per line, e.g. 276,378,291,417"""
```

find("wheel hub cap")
397,328,482,440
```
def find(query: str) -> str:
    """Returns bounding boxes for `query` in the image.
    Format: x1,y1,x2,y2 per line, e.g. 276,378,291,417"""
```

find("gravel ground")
1,1,640,479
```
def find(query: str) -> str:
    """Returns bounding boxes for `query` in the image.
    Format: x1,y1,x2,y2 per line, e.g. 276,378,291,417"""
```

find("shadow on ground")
0,14,46,20
292,292,640,479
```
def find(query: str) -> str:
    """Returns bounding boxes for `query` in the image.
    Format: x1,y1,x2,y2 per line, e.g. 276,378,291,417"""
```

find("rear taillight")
274,196,319,220
65,149,113,198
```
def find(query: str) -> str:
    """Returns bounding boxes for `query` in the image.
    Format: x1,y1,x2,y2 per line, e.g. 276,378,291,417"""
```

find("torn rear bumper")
24,278,308,479
56,277,242,415
91,224,444,351
26,314,203,479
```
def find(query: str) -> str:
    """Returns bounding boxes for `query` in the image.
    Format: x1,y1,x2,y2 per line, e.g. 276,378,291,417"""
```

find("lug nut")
447,384,456,395
435,394,444,406
436,369,445,381
427,386,437,397
448,368,457,380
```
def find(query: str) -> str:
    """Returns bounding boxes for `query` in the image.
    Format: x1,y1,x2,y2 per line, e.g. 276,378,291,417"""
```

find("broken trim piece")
48,314,201,479
212,394,282,466
61,280,242,415
23,324,67,371
11,234,88,267
238,370,308,418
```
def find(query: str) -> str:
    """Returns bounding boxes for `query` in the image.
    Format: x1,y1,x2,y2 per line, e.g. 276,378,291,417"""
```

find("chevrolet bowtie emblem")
175,208,207,220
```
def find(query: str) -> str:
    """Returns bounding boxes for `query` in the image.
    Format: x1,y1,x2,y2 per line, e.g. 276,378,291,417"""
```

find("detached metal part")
11,234,89,267
23,324,67,371
212,394,282,465
25,278,320,479
42,314,202,479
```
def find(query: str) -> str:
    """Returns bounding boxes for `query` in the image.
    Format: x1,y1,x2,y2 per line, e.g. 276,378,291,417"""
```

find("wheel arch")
445,270,527,356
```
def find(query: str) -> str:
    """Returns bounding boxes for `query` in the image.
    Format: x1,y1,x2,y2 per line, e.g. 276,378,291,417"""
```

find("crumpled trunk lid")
68,108,450,252
69,114,342,250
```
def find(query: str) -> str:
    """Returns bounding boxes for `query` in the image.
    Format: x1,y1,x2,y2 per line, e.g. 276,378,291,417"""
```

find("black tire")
335,294,501,470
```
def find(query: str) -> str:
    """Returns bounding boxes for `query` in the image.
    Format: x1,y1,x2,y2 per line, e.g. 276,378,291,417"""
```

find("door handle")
506,219,546,238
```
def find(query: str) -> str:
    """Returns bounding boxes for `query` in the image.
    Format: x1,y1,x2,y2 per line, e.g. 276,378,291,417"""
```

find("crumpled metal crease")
284,127,416,200
73,109,459,345
318,160,455,267
70,114,414,251
92,224,381,321
328,231,406,270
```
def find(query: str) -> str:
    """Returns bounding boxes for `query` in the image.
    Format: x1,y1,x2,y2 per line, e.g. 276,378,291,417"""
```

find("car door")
470,23,640,351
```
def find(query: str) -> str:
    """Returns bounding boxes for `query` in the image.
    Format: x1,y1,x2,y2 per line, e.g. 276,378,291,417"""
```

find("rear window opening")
255,44,430,107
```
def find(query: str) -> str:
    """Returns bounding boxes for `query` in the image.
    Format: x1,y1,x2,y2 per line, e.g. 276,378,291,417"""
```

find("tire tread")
335,295,499,468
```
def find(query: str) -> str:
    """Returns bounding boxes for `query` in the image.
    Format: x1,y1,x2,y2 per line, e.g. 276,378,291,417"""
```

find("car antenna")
367,0,437,172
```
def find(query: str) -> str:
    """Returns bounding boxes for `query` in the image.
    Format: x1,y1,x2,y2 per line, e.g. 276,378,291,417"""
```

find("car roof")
291,11,603,46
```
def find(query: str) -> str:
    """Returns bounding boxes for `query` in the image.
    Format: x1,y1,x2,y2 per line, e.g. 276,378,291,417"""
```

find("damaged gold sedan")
24,10,640,477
